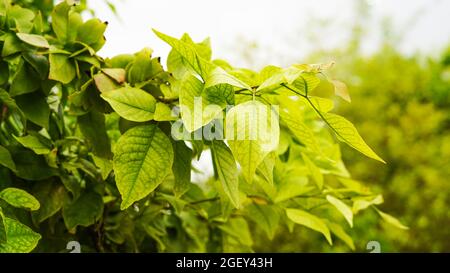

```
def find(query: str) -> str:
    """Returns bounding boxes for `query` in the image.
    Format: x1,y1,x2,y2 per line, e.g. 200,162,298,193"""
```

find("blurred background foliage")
250,3,450,252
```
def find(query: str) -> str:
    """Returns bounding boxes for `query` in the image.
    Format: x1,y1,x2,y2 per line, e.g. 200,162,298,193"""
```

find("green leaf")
7,5,34,33
49,54,76,84
94,73,120,93
153,29,212,78
0,188,40,211
14,135,51,155
326,195,353,227
302,154,324,190
23,52,50,80
256,152,276,185
275,177,311,203
10,60,40,96
11,149,57,181
246,204,279,239
0,217,41,253
219,217,253,247
326,221,355,250
16,33,49,48
226,101,280,183
127,48,163,84
211,140,240,208
291,72,321,95
114,124,174,209
172,141,192,197
0,208,6,244
78,111,113,159
154,103,177,121
15,92,50,129
31,181,66,224
0,146,16,172
375,208,409,230
92,155,113,180
279,98,319,152
76,18,107,47
352,195,384,214
1,33,23,57
322,113,385,163
51,2,73,43
205,67,252,90
178,74,222,132
101,87,157,122
286,208,332,245
63,192,104,230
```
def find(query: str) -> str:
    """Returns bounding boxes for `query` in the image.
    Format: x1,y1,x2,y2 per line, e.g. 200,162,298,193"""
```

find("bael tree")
0,0,405,252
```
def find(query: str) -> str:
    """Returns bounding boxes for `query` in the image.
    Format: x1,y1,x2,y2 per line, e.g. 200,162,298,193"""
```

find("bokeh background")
87,0,450,252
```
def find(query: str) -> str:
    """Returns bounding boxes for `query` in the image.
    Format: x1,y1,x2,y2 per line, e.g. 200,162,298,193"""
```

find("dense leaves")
0,0,402,253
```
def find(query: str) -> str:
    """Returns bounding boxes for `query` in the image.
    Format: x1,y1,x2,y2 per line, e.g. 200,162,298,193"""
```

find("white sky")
88,0,450,69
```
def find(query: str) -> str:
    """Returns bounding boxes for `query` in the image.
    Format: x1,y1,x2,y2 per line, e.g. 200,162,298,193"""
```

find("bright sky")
89,0,450,69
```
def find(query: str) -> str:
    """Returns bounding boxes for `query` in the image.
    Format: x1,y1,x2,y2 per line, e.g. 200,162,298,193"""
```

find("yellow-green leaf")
114,124,174,209
375,208,409,230
212,140,240,208
286,208,332,245
101,87,157,122
0,188,40,211
322,113,385,163
226,101,279,183
0,217,41,253
326,195,353,227
16,33,49,48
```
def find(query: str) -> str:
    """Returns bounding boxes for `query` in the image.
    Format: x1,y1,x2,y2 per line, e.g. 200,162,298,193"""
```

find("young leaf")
205,67,252,90
279,98,319,152
211,140,240,208
0,146,16,172
326,195,353,228
172,141,192,197
286,208,332,245
0,217,41,253
302,153,324,190
114,124,174,209
101,87,157,122
0,188,40,211
375,208,409,230
14,135,51,155
49,54,76,84
51,1,72,43
322,113,385,163
256,152,276,185
246,204,280,239
326,221,355,251
76,18,107,47
16,33,49,48
226,101,280,183
153,29,212,78
154,103,177,121
179,74,223,132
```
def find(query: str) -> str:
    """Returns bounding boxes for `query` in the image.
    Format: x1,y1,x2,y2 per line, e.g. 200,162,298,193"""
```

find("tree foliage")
0,0,404,252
